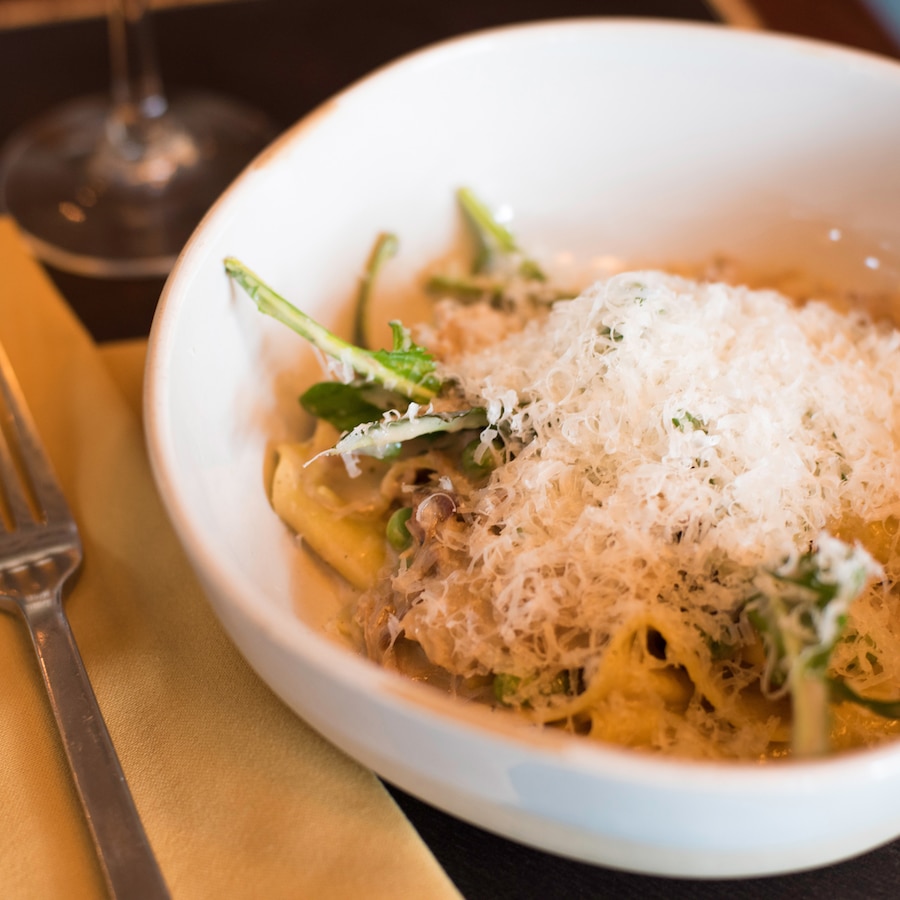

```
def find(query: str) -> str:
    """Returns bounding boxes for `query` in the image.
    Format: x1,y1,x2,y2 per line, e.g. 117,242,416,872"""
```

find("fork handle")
22,591,170,900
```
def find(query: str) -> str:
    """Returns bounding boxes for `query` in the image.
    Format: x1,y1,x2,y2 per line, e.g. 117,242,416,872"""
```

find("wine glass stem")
106,0,167,144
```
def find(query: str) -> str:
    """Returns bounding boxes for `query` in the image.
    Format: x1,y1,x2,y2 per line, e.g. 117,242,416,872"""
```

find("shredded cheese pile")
389,271,900,755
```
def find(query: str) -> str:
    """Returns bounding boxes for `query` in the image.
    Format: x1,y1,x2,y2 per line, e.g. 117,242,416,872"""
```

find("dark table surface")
3,1,900,897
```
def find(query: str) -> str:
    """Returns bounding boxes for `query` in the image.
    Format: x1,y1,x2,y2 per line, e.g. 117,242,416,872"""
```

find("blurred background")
1,1,898,153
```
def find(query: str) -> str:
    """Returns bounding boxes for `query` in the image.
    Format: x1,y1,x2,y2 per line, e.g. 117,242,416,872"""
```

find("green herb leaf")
370,322,441,396
300,382,395,433
829,677,900,720
673,411,707,432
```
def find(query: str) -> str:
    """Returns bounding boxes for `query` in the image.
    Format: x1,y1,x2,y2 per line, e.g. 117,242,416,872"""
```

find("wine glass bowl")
2,91,274,277
0,2,275,279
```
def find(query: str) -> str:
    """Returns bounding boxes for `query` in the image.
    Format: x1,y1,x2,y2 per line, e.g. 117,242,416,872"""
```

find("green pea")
386,507,414,551
461,438,498,478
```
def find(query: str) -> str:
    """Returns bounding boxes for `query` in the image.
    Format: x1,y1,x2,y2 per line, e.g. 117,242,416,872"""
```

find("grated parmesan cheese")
381,271,900,757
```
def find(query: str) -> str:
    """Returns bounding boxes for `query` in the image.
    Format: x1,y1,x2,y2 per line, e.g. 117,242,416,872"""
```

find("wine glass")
0,0,275,279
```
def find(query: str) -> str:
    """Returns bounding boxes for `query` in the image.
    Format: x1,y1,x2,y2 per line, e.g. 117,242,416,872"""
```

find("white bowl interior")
146,20,900,878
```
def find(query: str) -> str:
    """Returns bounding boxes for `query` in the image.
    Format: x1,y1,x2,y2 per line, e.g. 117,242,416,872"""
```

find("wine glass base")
0,92,275,279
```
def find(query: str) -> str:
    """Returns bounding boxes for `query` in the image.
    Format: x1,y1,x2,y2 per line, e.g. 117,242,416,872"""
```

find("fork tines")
0,344,76,539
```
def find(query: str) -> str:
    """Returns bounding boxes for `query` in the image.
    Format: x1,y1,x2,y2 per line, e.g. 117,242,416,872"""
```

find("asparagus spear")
424,188,565,306
747,534,881,756
322,408,489,460
224,257,440,403
456,187,545,280
458,186,515,273
354,232,399,349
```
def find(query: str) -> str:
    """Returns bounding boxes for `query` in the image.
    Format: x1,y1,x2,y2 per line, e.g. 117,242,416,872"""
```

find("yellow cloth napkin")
0,218,462,900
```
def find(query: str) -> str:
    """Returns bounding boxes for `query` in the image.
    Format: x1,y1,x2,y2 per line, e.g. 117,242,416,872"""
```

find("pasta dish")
226,190,900,760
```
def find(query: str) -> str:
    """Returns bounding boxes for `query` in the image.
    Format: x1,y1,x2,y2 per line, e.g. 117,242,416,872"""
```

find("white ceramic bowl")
145,19,900,878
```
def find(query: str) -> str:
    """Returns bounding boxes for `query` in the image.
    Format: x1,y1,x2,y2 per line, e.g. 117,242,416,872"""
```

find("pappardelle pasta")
226,190,900,761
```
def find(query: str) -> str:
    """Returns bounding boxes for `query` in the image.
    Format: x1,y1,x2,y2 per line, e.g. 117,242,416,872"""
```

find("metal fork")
0,344,169,899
